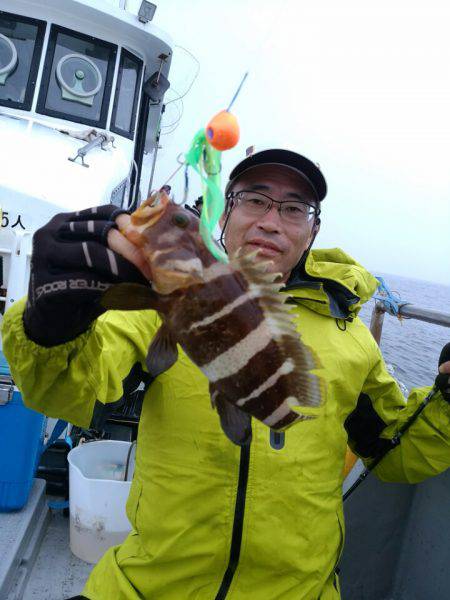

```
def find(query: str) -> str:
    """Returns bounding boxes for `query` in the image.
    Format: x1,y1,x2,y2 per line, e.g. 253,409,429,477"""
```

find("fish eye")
171,212,189,228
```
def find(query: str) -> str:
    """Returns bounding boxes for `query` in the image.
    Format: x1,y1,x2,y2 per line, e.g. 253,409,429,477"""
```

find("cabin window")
0,11,46,110
36,25,116,128
111,49,143,139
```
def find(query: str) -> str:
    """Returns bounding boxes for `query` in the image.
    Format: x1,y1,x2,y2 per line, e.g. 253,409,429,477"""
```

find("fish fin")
234,251,324,410
233,250,283,292
101,283,158,310
211,386,252,446
146,323,178,377
279,335,324,409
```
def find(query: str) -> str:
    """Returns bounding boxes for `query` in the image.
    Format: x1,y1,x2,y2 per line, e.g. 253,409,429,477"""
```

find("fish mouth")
122,192,170,249
152,257,204,294
131,191,170,229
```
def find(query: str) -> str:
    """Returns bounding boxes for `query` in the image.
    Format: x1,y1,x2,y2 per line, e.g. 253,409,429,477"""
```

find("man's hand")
23,205,151,347
435,343,450,402
107,212,152,280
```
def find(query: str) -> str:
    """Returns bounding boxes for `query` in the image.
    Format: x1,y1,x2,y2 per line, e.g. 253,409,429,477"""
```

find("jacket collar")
283,248,379,320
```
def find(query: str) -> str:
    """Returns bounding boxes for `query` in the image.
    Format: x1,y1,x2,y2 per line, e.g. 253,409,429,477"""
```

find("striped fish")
102,192,323,445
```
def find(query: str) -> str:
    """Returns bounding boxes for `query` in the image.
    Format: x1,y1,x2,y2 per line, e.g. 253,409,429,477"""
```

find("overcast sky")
127,0,450,285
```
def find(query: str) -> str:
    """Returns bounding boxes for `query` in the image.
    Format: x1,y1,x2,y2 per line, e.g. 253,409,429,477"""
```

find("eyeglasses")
228,190,319,226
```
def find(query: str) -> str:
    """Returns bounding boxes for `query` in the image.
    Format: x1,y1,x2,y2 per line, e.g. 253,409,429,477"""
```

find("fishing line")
161,1,287,185
158,1,288,260
345,342,450,500
226,72,249,112
160,155,186,189
343,386,439,501
160,45,199,135
161,88,184,132
164,45,200,105
183,164,189,204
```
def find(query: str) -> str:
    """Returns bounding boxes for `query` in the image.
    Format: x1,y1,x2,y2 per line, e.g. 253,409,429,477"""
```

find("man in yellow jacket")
3,150,450,600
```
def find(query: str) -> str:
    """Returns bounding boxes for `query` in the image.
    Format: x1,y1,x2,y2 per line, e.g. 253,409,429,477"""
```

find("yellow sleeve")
1,297,159,428
346,341,450,484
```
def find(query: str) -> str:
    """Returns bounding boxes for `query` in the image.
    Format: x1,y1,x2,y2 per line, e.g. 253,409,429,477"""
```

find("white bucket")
67,440,136,564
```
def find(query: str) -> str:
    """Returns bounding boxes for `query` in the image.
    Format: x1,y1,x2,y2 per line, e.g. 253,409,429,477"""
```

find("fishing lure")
183,75,245,263
184,109,239,264
184,128,227,263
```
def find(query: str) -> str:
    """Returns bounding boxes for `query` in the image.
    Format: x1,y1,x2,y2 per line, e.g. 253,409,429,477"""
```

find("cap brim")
226,149,327,201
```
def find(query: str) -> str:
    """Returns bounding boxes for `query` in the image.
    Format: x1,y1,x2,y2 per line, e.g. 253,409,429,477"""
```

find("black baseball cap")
225,149,327,202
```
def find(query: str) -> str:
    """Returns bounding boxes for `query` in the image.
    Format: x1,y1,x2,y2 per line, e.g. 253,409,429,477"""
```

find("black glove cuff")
435,372,450,403
435,343,450,403
23,298,102,347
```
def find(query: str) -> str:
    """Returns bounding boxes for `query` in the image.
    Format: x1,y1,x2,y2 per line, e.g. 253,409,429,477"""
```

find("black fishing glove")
23,204,149,347
435,343,450,402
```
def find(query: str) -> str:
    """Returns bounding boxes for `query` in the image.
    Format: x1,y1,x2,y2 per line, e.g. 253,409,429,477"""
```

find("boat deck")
3,467,450,599
23,511,92,600
2,480,92,600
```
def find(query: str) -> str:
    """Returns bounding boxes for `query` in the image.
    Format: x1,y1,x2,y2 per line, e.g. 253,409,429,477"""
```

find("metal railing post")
369,301,386,346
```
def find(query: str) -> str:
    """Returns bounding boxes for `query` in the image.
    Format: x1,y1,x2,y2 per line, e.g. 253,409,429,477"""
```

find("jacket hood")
284,248,379,319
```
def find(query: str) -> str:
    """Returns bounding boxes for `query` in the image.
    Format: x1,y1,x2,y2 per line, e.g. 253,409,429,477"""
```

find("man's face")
222,164,319,282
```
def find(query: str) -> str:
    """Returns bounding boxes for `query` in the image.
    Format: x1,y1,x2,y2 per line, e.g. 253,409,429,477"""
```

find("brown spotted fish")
103,192,323,445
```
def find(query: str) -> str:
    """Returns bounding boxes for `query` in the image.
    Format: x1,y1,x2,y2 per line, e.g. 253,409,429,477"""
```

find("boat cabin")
0,0,172,318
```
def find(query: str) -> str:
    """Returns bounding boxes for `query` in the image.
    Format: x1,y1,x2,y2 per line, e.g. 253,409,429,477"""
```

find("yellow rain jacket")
3,248,450,600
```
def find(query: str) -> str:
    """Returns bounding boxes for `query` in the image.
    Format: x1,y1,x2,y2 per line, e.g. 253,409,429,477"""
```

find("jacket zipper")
287,297,327,304
270,430,285,450
215,443,251,600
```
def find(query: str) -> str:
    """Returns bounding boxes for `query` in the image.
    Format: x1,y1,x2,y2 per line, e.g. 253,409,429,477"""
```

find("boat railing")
369,300,450,345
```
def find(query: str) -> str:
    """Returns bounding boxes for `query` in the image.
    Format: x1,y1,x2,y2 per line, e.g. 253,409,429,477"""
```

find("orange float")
206,110,240,151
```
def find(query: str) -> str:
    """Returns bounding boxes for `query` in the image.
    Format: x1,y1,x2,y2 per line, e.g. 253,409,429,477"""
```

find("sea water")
358,273,450,392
